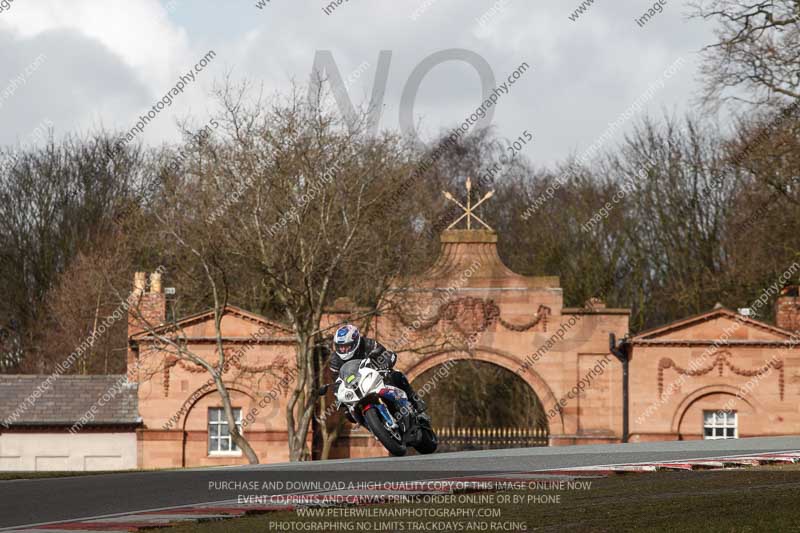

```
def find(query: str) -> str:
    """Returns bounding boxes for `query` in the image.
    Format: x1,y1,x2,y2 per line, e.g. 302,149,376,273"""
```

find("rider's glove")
372,351,396,371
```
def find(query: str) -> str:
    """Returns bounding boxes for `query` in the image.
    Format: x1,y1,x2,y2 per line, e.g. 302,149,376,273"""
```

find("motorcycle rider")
330,324,430,423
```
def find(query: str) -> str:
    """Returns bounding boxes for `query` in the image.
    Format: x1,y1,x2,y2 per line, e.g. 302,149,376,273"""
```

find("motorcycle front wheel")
364,408,407,457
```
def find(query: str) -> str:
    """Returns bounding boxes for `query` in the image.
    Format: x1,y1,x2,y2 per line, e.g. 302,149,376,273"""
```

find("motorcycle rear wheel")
364,408,407,457
414,426,438,455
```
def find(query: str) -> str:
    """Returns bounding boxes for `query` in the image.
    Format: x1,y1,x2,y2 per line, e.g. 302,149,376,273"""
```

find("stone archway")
403,347,563,440
671,385,759,440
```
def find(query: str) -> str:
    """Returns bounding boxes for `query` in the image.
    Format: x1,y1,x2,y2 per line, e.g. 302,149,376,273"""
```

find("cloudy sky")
0,0,723,168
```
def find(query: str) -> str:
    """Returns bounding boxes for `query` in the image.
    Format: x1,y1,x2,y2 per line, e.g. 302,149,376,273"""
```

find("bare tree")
33,234,133,374
0,133,149,373
162,79,430,461
691,0,800,108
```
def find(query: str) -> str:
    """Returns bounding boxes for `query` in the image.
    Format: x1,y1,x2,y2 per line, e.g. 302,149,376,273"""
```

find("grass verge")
0,468,171,481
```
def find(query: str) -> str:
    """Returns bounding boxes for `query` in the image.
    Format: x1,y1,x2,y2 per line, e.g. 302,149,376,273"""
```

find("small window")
703,410,737,440
208,407,242,455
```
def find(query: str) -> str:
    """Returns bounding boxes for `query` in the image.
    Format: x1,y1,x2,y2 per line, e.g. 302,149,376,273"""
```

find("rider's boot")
412,397,427,413
411,396,431,426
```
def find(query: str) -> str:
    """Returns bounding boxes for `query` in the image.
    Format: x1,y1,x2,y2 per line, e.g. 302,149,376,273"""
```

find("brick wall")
775,286,800,332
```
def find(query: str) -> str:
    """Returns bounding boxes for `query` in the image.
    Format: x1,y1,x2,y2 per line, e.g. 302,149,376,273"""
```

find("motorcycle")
319,358,437,457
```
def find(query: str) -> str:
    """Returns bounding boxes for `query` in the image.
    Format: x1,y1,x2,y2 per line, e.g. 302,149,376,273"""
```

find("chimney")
775,286,800,332
127,271,167,337
133,271,146,294
127,271,167,381
150,271,162,293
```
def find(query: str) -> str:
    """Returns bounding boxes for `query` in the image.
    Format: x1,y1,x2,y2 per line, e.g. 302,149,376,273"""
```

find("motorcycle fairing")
378,385,408,405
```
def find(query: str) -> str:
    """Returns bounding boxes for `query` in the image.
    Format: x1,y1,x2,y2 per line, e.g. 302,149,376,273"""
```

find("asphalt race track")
2,436,799,530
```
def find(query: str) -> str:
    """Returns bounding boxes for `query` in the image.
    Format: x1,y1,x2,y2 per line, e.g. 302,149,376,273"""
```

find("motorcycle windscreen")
339,359,362,389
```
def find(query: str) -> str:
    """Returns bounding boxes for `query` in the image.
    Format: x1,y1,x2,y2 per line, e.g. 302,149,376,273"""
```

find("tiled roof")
0,375,139,427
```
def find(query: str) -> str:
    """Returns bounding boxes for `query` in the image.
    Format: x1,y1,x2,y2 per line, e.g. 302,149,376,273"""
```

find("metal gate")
434,426,549,452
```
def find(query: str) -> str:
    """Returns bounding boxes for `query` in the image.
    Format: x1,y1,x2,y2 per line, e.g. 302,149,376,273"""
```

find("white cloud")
0,0,190,91
0,0,724,167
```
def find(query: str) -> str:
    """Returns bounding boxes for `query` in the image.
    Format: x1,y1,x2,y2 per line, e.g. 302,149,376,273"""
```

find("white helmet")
333,324,361,361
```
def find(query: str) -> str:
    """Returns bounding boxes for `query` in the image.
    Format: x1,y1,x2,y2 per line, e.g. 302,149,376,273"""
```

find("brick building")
627,302,799,441
1,229,798,470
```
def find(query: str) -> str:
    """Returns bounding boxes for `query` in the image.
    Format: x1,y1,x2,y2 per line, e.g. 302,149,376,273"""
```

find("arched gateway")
320,181,631,456
327,222,631,457
408,355,552,451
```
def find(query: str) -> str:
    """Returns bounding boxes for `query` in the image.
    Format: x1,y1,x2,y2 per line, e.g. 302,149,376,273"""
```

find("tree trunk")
287,333,317,461
320,420,342,461
86,293,101,375
316,344,343,461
